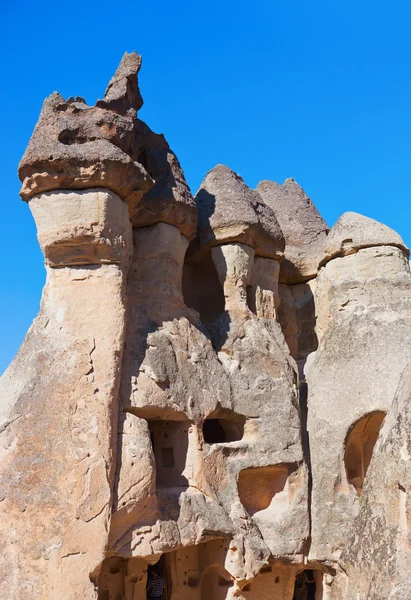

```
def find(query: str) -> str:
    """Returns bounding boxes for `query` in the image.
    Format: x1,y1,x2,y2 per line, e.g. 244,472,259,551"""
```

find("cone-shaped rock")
321,211,409,265
257,178,329,283
131,121,197,239
196,165,284,258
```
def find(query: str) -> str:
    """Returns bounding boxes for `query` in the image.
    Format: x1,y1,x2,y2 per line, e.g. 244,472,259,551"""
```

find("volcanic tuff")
1,52,410,599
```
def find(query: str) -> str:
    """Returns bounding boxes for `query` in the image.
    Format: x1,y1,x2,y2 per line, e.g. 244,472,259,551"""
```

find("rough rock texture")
30,188,132,267
195,165,285,259
97,52,144,114
257,178,329,283
0,189,132,598
321,211,409,265
330,364,411,599
18,52,196,238
110,220,309,583
130,122,197,239
2,51,411,600
306,221,411,565
18,53,153,213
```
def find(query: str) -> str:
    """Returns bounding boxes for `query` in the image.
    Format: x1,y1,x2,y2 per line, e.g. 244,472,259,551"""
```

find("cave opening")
238,464,294,516
148,420,189,489
203,415,244,444
293,570,323,600
344,411,386,495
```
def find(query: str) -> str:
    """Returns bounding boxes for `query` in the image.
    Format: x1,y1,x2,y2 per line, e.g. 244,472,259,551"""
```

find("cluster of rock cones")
1,52,410,599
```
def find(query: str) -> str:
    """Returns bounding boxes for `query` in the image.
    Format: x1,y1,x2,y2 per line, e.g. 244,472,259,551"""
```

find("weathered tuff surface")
257,178,329,283
18,52,152,212
2,52,411,600
321,211,409,264
306,214,411,566
332,364,411,600
0,190,132,598
196,165,285,259
18,51,197,238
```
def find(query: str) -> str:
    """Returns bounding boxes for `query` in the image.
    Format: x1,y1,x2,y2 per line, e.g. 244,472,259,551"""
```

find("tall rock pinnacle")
97,51,144,113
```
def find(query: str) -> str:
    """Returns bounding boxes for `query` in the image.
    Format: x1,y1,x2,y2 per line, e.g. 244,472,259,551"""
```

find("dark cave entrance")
293,570,323,600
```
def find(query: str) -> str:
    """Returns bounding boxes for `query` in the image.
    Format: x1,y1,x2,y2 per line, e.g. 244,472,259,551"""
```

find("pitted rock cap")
18,52,153,218
257,178,329,283
195,165,284,258
321,211,409,266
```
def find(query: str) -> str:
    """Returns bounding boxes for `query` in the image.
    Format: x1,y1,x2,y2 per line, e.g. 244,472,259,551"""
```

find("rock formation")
1,52,410,599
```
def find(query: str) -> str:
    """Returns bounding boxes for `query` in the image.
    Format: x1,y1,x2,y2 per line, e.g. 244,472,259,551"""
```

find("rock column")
0,189,132,599
306,213,411,565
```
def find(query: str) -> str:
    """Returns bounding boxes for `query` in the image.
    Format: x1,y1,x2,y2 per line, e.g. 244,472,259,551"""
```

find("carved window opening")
238,463,297,516
182,250,225,323
293,570,323,600
203,415,245,444
148,420,189,489
344,411,386,496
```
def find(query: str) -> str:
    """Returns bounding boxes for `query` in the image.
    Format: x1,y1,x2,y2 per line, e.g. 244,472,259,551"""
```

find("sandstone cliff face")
1,52,410,600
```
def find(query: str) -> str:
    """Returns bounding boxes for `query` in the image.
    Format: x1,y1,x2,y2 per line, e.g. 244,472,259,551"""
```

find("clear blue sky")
1,0,411,374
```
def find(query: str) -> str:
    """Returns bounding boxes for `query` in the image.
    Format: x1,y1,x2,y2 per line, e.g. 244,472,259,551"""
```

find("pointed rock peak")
97,51,143,114
195,165,284,259
322,211,409,265
18,51,152,206
256,178,328,283
282,177,304,193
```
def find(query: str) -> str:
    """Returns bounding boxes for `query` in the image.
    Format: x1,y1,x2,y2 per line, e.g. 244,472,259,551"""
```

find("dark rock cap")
195,165,284,258
18,51,197,237
131,121,197,239
96,51,144,114
257,178,329,283
18,52,152,213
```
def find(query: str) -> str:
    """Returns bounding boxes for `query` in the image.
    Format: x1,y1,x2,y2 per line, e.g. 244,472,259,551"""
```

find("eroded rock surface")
306,218,411,566
1,51,411,600
332,365,411,599
257,178,329,283
196,165,285,259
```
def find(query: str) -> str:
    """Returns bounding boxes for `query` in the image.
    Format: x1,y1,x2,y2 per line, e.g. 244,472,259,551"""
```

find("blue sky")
1,0,411,374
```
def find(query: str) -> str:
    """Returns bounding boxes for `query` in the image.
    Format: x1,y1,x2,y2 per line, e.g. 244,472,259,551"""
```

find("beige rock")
30,188,132,267
106,218,309,587
211,243,254,315
321,211,409,265
307,241,411,564
249,256,280,319
330,364,411,599
0,189,132,598
278,279,317,373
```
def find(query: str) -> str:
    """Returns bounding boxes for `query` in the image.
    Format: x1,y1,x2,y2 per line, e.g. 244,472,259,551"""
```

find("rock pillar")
0,189,132,598
307,213,411,564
